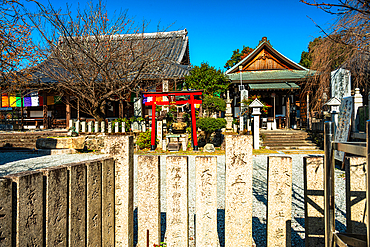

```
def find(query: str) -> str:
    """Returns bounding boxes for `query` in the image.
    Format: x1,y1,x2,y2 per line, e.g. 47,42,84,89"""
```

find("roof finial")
259,37,271,45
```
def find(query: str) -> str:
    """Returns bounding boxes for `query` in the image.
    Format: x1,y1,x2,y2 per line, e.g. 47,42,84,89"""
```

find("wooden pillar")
66,95,71,129
286,95,290,129
43,92,48,129
119,99,124,118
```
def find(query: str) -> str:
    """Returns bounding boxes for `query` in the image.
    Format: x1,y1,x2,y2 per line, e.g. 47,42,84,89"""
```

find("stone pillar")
196,156,218,246
95,121,99,133
162,139,167,151
253,114,260,149
267,156,292,247
304,156,324,246
345,156,367,234
102,158,115,246
138,156,161,247
157,121,163,149
115,122,119,133
5,171,43,246
134,97,142,118
81,121,86,133
225,90,233,132
0,178,12,247
101,121,106,133
162,79,169,112
41,166,68,246
353,88,363,132
43,93,48,129
86,161,102,246
75,120,80,133
142,121,146,132
108,121,112,133
103,136,134,246
88,121,93,132
67,162,87,246
166,156,189,246
69,119,75,130
122,122,126,133
225,135,253,246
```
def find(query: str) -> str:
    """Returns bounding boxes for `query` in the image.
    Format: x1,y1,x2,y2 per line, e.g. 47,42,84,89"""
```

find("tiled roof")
249,82,300,90
227,69,315,82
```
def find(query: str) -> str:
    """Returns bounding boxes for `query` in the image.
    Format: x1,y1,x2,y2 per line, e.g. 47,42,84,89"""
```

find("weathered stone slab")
103,136,134,246
157,121,163,149
86,161,102,246
196,156,218,246
67,162,87,246
95,121,99,133
0,178,12,247
138,155,160,247
102,158,115,247
225,135,253,246
88,121,93,133
345,156,367,234
108,121,112,133
81,121,86,133
42,166,68,246
304,155,324,247
166,156,188,246
267,156,292,247
5,171,43,246
36,136,85,149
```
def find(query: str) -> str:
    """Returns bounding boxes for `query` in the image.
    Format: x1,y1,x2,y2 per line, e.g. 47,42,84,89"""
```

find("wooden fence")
0,135,363,246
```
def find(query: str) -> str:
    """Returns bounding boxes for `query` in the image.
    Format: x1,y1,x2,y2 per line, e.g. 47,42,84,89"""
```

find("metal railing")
324,121,369,247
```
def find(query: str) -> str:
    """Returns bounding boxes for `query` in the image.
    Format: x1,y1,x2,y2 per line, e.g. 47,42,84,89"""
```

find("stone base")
36,136,85,149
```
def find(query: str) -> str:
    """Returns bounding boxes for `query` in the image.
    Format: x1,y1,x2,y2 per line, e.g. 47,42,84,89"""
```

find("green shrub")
202,95,226,116
197,117,226,143
136,130,158,149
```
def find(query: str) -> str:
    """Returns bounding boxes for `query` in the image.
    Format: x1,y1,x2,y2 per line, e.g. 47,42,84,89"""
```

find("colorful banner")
30,92,39,106
16,93,22,107
24,97,32,107
9,94,16,107
1,93,9,107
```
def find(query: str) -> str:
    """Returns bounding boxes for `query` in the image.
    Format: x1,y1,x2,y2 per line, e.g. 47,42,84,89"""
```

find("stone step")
268,146,321,150
263,140,314,144
265,142,318,147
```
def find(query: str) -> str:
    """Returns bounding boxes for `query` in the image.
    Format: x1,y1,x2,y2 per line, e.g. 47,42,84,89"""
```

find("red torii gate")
142,90,203,151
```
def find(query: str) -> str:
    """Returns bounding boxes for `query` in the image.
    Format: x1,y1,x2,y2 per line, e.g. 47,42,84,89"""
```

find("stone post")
102,158,115,246
134,97,142,118
122,122,126,133
67,162,87,246
86,161,102,246
162,79,169,113
225,90,233,132
142,121,146,132
95,121,99,133
345,156,367,234
101,121,106,133
5,171,43,246
69,119,74,130
138,155,160,247
0,178,12,247
41,166,68,246
166,156,189,246
225,135,253,246
115,122,119,133
88,121,92,132
103,136,134,246
353,88,363,132
81,121,86,133
75,120,80,133
304,156,324,246
196,156,218,246
267,156,292,247
249,98,263,149
157,121,163,149
108,121,112,133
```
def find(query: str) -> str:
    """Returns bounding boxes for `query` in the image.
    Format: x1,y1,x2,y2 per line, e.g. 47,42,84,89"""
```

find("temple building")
225,37,315,129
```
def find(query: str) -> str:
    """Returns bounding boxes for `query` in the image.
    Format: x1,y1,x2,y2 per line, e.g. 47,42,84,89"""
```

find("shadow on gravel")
252,216,266,246
217,209,225,247
134,207,138,246
161,212,166,242
0,149,48,165
292,217,305,245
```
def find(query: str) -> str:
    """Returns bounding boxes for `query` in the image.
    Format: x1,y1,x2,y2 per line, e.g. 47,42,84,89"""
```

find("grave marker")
102,158,115,246
0,178,12,247
267,156,292,247
166,156,189,246
225,135,253,246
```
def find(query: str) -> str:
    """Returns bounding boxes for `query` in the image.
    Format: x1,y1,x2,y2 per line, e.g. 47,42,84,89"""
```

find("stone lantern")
325,97,341,133
249,98,264,149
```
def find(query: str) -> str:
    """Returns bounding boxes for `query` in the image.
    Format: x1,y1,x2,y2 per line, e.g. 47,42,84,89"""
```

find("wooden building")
225,37,315,129
0,29,191,129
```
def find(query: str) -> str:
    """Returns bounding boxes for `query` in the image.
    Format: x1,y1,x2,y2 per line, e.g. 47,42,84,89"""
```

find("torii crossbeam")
142,90,203,151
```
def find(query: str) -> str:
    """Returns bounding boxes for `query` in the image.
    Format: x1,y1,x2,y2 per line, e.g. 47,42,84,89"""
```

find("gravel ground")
0,151,346,246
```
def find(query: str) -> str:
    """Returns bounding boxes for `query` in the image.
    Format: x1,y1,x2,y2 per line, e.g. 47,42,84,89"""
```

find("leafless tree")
29,1,179,121
301,0,370,110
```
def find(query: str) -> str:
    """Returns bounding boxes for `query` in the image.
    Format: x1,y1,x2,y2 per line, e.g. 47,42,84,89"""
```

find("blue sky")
25,0,335,70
